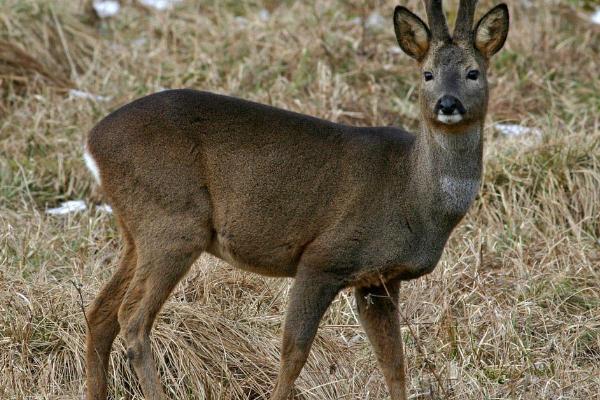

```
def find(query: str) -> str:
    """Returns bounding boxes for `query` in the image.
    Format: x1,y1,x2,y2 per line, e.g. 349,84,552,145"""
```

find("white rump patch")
440,176,480,213
83,148,101,185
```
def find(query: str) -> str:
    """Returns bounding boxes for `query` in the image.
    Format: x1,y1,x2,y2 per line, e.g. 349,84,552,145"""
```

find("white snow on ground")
258,9,270,22
97,204,113,213
235,16,248,27
69,89,111,102
349,17,362,26
132,37,148,47
365,12,385,30
46,201,87,215
591,9,600,25
495,123,543,147
46,201,113,216
138,0,182,11
495,123,542,138
93,0,120,18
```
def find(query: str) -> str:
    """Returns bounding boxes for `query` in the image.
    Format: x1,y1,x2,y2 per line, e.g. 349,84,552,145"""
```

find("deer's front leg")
271,272,343,400
355,278,407,400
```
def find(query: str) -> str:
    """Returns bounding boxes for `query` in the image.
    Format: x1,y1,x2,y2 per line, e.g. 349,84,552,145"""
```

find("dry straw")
1,0,598,399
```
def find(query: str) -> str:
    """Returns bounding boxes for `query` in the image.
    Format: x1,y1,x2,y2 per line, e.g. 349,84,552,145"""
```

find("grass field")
1,0,599,399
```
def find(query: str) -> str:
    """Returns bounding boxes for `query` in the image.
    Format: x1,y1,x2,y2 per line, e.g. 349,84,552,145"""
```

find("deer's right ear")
393,6,431,61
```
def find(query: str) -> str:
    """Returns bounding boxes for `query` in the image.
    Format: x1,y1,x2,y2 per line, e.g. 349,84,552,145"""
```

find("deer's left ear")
474,4,509,58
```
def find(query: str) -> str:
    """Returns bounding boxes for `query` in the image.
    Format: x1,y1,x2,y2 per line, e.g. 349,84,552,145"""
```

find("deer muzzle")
435,95,466,124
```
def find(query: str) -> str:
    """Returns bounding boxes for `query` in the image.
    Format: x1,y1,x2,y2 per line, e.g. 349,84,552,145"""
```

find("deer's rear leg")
355,278,407,400
117,221,209,400
271,272,343,400
86,224,137,400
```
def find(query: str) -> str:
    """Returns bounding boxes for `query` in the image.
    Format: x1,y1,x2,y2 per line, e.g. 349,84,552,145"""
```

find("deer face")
393,1,509,130
420,43,487,127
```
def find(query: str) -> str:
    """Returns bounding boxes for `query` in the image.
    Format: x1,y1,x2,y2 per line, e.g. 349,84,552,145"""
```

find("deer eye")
467,70,480,80
423,71,434,81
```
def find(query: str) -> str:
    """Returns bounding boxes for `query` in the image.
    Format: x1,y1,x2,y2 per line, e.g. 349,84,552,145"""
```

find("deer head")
393,0,509,131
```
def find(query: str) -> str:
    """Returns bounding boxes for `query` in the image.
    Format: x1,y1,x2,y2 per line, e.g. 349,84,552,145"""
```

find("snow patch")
138,0,182,11
591,9,600,25
93,0,120,18
258,9,270,22
97,204,113,213
46,201,87,215
46,200,113,216
69,89,111,102
365,12,384,30
495,123,542,138
349,17,362,26
132,37,148,47
235,16,248,27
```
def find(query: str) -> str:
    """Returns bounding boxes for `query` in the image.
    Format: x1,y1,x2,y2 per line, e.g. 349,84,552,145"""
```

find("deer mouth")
437,111,464,125
434,95,466,125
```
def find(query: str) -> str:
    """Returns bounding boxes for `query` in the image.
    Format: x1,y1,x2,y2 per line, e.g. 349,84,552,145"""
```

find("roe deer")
84,1,509,399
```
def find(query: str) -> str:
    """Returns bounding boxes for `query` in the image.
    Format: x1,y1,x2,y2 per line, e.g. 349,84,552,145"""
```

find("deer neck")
412,122,483,223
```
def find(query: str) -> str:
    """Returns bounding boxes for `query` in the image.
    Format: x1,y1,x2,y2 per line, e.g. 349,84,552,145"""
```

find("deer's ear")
474,4,509,58
393,6,431,61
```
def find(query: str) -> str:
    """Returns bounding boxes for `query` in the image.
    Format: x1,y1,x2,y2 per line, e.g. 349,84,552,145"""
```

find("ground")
0,0,599,399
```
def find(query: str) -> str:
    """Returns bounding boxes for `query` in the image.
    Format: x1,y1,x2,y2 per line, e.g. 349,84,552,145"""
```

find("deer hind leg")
86,221,137,400
355,278,407,400
270,272,343,400
117,217,210,400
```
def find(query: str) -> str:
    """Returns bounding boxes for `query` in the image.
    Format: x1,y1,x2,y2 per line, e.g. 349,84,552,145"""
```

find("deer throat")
417,124,483,219
439,175,480,215
431,125,481,152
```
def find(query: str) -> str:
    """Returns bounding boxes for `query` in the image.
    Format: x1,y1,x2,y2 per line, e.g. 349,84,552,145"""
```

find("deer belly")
207,234,299,277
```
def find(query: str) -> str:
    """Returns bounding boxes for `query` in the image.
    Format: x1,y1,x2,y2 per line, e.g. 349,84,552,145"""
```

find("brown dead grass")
1,0,599,399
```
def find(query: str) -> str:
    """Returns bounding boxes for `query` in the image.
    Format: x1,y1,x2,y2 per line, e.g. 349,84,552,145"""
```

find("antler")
454,0,478,42
424,0,451,42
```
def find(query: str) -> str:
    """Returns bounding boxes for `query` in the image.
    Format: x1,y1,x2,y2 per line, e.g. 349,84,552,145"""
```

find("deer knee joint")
126,346,139,362
125,338,146,363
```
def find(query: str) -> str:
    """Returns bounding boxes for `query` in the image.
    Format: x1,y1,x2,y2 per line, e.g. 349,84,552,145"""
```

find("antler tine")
424,0,451,42
454,0,478,41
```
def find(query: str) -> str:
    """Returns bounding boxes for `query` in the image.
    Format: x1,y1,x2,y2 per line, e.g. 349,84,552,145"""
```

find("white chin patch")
437,112,463,125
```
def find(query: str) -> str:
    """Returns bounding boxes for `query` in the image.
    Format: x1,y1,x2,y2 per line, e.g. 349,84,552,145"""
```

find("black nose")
436,95,465,115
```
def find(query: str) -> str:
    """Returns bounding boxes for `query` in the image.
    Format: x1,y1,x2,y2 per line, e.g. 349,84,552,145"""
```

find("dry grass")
1,0,599,399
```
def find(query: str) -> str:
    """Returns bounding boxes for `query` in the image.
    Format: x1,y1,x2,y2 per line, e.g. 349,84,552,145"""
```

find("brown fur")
84,1,509,399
